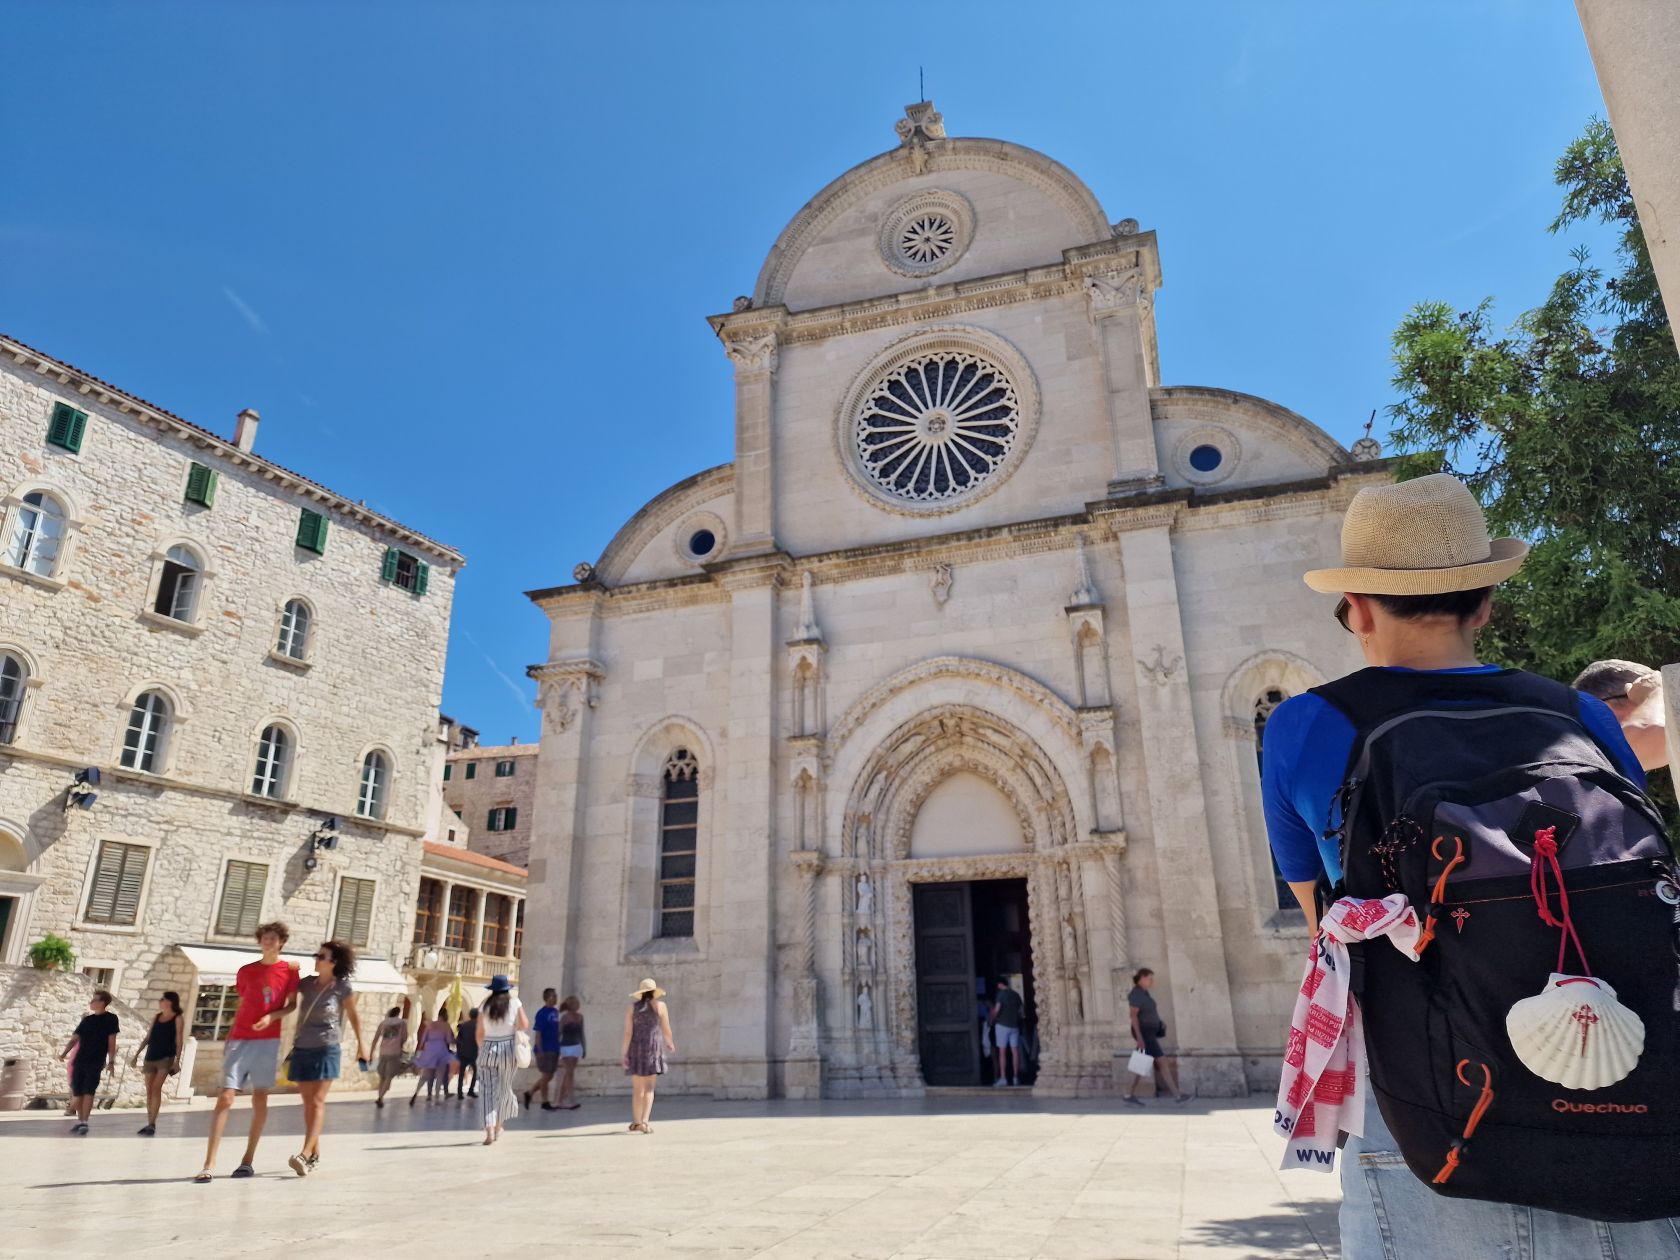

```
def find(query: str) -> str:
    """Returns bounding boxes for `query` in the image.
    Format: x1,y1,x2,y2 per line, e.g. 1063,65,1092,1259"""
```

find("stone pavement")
0,1091,1340,1259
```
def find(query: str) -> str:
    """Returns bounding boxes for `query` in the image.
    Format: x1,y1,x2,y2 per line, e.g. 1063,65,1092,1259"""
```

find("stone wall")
442,743,537,865
0,964,149,1104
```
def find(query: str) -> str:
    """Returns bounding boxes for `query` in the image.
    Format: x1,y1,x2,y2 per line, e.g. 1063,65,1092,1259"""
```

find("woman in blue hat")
475,975,529,1145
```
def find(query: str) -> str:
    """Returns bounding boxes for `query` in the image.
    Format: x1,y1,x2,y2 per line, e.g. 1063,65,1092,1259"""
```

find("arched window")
121,691,171,773
277,599,311,660
0,652,27,744
658,748,699,938
357,750,389,820
5,491,67,577
251,724,291,799
155,545,202,622
1253,688,1292,910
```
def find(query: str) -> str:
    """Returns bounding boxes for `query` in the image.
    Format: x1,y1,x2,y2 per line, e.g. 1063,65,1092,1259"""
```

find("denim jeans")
1340,1097,1680,1259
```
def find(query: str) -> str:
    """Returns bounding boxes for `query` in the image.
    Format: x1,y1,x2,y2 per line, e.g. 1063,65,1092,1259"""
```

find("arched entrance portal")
822,704,1125,1097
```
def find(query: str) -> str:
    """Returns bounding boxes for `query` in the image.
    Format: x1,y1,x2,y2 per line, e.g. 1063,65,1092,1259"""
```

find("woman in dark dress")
132,991,184,1135
620,978,675,1134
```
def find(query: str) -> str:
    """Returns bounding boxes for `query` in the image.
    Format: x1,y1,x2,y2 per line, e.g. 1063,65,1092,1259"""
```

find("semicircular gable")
753,137,1112,311
595,464,734,585
1150,387,1351,489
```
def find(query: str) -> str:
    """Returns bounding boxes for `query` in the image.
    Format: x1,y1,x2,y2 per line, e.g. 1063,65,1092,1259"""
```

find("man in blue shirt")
1261,474,1667,1257
526,988,562,1112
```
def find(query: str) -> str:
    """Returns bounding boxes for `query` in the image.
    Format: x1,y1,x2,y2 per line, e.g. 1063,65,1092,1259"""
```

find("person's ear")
1344,593,1380,638
1464,592,1494,632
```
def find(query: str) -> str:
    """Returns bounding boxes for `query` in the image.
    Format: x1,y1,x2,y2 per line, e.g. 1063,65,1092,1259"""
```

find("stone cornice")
2,335,464,566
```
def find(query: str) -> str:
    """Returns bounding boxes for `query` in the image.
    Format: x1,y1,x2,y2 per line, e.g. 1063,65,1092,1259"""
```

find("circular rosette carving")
877,190,974,278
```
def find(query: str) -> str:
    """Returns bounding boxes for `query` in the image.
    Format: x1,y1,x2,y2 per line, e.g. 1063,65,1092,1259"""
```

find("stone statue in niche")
1069,975,1085,1021
1057,863,1073,906
856,927,873,971
1061,914,1079,969
855,872,874,916
856,983,874,1027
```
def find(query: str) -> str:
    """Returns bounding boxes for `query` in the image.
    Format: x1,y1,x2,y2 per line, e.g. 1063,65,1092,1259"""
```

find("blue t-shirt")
533,1004,561,1054
1262,666,1646,885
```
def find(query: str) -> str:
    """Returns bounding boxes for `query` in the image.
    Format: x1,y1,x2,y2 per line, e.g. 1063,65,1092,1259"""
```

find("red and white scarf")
1275,894,1423,1173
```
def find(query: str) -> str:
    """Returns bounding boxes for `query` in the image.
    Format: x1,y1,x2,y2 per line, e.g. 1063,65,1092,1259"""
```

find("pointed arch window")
5,491,67,577
1253,687,1293,910
357,750,390,820
121,691,171,773
0,652,27,744
251,724,292,799
658,748,699,938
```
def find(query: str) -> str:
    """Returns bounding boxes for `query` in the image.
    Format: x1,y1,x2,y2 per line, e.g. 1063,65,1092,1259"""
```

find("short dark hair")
255,921,290,945
319,940,357,979
543,988,558,1001
996,977,1011,988
386,1005,402,1019
1132,968,1154,985
1366,587,1493,623
92,989,113,1006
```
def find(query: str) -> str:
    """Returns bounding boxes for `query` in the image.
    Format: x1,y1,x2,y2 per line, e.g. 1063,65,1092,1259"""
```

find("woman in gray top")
1122,967,1189,1107
287,940,367,1176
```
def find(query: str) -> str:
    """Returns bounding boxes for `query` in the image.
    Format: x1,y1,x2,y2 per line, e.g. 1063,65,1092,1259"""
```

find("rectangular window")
659,772,699,938
442,763,453,782
333,876,376,948
513,901,524,960
464,762,477,781
413,877,443,945
82,966,114,988
46,402,88,454
184,462,218,508
486,806,517,832
444,885,477,951
191,984,241,1041
84,840,150,926
215,860,268,937
494,760,515,777
382,547,429,594
296,508,328,555
481,893,511,957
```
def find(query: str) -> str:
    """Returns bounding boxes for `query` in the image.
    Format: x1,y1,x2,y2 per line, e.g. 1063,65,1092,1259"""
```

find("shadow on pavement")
1183,1208,1339,1259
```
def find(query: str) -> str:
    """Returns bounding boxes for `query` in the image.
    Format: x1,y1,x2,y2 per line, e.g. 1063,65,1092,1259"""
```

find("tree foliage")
1387,118,1680,681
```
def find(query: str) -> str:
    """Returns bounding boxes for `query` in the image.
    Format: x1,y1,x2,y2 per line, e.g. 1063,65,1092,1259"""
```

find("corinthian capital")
724,333,779,377
1082,268,1150,315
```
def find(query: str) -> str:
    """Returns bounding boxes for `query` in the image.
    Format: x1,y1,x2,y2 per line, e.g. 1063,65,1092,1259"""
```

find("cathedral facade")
522,104,1381,1099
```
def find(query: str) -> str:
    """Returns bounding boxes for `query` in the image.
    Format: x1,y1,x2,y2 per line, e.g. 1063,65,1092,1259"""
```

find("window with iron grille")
658,749,699,937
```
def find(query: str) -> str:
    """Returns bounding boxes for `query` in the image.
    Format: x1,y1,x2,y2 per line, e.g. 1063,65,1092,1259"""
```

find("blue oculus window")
1188,444,1223,473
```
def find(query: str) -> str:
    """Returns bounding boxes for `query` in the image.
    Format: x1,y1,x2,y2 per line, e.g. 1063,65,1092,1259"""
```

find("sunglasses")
1334,597,1352,633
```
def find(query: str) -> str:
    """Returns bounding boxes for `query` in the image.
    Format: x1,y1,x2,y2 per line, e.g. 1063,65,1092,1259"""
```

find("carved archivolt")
1218,650,1327,739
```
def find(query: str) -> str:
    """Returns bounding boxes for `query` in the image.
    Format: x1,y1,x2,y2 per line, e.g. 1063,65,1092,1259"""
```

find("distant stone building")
522,104,1385,1101
0,335,462,1089
408,841,527,1016
442,737,538,866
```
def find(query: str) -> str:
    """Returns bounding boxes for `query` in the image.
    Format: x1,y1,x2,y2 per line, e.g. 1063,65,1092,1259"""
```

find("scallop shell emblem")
1505,973,1645,1092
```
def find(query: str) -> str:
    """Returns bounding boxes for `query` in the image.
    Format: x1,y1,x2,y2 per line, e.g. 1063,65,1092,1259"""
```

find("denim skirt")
288,1044,341,1082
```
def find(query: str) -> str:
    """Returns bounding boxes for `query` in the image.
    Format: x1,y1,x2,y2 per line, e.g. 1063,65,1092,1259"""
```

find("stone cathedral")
522,103,1383,1099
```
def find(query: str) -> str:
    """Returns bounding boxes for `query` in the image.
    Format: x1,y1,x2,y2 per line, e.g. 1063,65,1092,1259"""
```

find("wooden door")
913,882,979,1085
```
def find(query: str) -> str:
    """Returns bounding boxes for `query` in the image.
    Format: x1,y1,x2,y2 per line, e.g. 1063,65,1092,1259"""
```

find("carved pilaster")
720,322,783,556
1081,264,1162,494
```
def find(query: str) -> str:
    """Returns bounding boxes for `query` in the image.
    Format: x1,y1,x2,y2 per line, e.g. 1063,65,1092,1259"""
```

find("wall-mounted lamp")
302,816,341,871
63,767,101,812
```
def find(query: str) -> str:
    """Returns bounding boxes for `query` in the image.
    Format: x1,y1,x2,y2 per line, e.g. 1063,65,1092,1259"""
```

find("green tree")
1387,118,1680,682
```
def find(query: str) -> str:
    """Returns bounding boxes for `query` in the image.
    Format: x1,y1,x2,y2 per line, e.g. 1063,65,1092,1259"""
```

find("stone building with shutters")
522,103,1390,1101
0,334,462,1090
441,736,539,866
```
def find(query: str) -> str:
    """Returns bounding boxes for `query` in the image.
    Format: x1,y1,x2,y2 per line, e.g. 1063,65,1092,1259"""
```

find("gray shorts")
993,1025,1021,1050
221,1038,281,1092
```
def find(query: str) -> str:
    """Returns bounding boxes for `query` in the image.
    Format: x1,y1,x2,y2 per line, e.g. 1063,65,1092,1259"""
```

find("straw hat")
631,977,666,999
1303,474,1527,595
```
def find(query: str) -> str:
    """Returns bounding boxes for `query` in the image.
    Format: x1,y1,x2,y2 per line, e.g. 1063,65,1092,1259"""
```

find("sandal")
193,1169,213,1184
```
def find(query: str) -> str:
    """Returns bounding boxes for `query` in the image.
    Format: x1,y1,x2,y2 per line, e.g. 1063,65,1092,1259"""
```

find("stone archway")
824,704,1121,1097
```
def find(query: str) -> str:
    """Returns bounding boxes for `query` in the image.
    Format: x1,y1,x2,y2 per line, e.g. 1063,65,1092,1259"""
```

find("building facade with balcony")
408,841,527,1019
0,335,463,1092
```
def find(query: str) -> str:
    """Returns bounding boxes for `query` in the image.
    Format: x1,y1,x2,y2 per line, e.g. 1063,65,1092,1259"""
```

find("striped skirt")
478,1035,519,1129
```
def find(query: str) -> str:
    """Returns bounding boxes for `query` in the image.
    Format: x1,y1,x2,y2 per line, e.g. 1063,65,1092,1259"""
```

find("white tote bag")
1126,1049,1154,1078
513,1029,533,1070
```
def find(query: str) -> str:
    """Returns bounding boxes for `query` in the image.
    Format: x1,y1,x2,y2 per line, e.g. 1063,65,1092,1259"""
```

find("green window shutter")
442,763,452,782
296,509,327,554
47,403,89,454
414,561,430,596
216,860,266,935
185,463,218,508
88,841,148,925
505,806,517,829
464,761,476,780
380,547,399,583
486,808,497,830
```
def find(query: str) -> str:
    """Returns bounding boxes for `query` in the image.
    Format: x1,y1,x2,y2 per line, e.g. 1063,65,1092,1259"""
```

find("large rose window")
853,351,1022,504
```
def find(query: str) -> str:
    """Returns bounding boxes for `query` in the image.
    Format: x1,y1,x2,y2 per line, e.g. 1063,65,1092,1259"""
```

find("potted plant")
28,934,75,971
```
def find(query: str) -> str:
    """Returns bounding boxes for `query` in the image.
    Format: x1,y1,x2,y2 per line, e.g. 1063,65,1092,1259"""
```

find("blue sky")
2,2,1614,742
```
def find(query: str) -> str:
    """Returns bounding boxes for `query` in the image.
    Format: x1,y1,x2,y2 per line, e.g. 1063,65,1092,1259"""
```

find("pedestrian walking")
409,1005,455,1105
371,1006,408,1108
1121,968,1188,1105
621,978,675,1134
987,978,1025,1087
527,988,562,1110
556,995,585,1109
1264,473,1678,1254
475,975,528,1145
59,989,118,1134
286,941,367,1177
453,1007,479,1098
197,922,299,1181
131,991,184,1134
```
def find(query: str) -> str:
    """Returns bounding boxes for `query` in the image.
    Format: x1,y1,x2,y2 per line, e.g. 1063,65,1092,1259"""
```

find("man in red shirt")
195,921,298,1182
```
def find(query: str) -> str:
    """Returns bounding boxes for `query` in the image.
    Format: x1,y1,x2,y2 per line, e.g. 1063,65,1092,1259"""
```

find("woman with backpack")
1264,474,1677,1256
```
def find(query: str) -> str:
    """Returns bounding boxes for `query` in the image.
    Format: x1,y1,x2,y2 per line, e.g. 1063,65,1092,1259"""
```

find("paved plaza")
0,1091,1339,1259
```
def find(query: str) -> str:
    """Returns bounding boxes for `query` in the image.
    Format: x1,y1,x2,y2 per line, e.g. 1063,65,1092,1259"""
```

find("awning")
177,944,410,994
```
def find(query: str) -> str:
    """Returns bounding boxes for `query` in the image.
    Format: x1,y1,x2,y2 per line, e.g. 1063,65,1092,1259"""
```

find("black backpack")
1314,667,1680,1223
